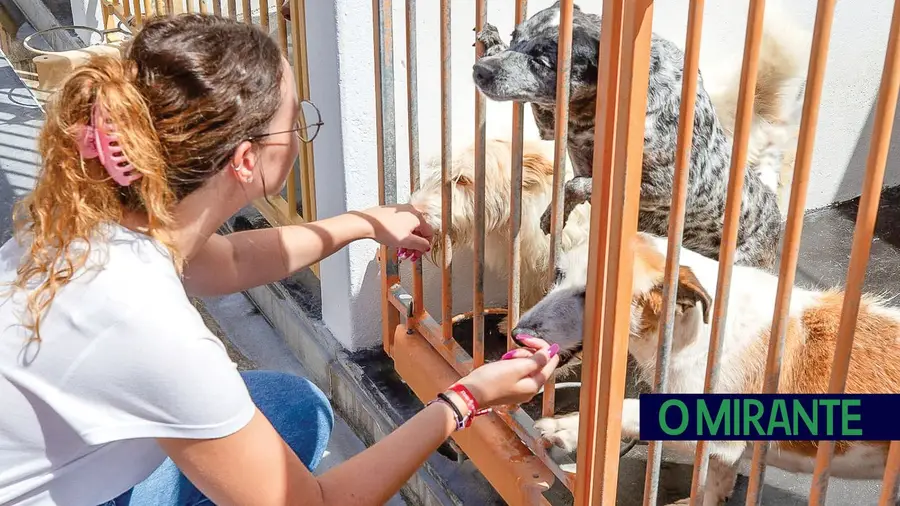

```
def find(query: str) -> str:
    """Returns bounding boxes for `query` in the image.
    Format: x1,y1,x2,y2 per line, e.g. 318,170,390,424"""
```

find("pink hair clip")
76,102,142,186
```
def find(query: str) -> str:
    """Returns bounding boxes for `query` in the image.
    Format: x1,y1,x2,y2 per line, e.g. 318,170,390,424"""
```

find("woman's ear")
230,140,258,184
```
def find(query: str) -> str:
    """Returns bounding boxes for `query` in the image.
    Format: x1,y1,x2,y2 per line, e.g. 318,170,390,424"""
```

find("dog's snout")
510,326,539,346
472,61,495,87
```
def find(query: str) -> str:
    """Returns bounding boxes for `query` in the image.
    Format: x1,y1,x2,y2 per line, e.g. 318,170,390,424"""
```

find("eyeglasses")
248,99,324,144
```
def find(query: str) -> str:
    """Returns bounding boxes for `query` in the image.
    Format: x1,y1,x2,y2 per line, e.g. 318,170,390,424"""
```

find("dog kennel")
372,0,900,504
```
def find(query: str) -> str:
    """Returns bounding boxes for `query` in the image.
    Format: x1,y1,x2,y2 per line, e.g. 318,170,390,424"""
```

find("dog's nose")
510,327,538,347
472,62,494,87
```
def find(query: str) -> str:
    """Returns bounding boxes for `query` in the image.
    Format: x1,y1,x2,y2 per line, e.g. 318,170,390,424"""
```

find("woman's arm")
158,398,460,506
158,338,559,506
183,205,432,297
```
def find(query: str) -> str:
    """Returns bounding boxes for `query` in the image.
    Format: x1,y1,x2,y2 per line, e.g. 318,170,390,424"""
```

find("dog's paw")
497,315,509,336
540,205,553,235
534,415,579,453
476,23,507,55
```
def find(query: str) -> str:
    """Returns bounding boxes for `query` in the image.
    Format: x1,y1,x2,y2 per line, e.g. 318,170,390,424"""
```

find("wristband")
427,393,466,431
448,384,492,419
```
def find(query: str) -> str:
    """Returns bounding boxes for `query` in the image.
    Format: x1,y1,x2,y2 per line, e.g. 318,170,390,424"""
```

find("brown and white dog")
512,233,900,505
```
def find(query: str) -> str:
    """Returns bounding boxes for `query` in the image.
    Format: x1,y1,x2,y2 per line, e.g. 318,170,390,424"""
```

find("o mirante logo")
640,394,898,441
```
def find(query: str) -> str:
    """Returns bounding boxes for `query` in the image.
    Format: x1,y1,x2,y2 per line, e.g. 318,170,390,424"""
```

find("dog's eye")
534,56,554,69
455,176,472,187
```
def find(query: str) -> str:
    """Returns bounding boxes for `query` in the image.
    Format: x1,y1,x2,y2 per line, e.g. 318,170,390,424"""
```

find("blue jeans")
104,370,334,506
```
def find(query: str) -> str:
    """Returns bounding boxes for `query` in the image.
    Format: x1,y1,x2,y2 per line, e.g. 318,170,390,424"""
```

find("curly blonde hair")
10,13,284,341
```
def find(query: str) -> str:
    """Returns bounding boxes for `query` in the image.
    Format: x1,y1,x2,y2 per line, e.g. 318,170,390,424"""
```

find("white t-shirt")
0,224,256,506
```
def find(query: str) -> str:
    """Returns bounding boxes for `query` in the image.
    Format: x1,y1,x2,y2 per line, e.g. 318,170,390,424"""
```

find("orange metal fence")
375,0,900,505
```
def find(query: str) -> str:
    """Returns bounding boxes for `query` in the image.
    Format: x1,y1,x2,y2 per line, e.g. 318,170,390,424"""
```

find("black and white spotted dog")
472,2,783,269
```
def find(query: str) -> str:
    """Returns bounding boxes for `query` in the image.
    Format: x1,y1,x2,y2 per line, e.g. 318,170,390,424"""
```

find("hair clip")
76,102,142,187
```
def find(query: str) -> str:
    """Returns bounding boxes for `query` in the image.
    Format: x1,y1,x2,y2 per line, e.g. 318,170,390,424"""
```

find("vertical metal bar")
578,1,653,504
156,0,166,16
276,0,288,52
573,0,624,500
406,0,425,324
123,0,132,19
213,0,221,16
506,0,528,352
199,0,207,14
372,0,401,354
878,441,900,506
132,0,144,24
809,0,900,502
227,0,236,19
290,0,318,253
242,0,251,23
439,0,453,343
260,0,269,31
186,0,194,13
642,1,704,504
540,0,574,418
472,0,488,368
143,0,153,15
743,2,836,504
688,1,765,504
170,0,182,15
591,1,653,502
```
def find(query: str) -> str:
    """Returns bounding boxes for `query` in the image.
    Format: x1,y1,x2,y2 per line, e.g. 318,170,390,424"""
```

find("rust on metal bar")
389,288,474,374
494,407,577,490
808,0,900,502
586,1,653,503
439,0,453,343
743,2,836,504
540,0,575,419
879,441,900,505
506,0,528,351
689,2,766,504
643,1,704,504
259,0,269,31
372,0,401,355
405,0,425,323
227,0,237,19
212,0,221,16
276,0,288,53
472,0,488,368
573,0,624,501
392,326,555,505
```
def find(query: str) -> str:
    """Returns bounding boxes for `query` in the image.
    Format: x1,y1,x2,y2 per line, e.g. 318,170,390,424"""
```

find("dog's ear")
522,153,555,192
676,266,711,324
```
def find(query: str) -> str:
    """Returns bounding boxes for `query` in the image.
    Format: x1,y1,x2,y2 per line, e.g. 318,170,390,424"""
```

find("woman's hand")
456,337,560,408
355,204,433,255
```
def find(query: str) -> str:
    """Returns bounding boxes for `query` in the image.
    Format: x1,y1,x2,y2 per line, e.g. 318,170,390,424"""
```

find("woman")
0,13,560,506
